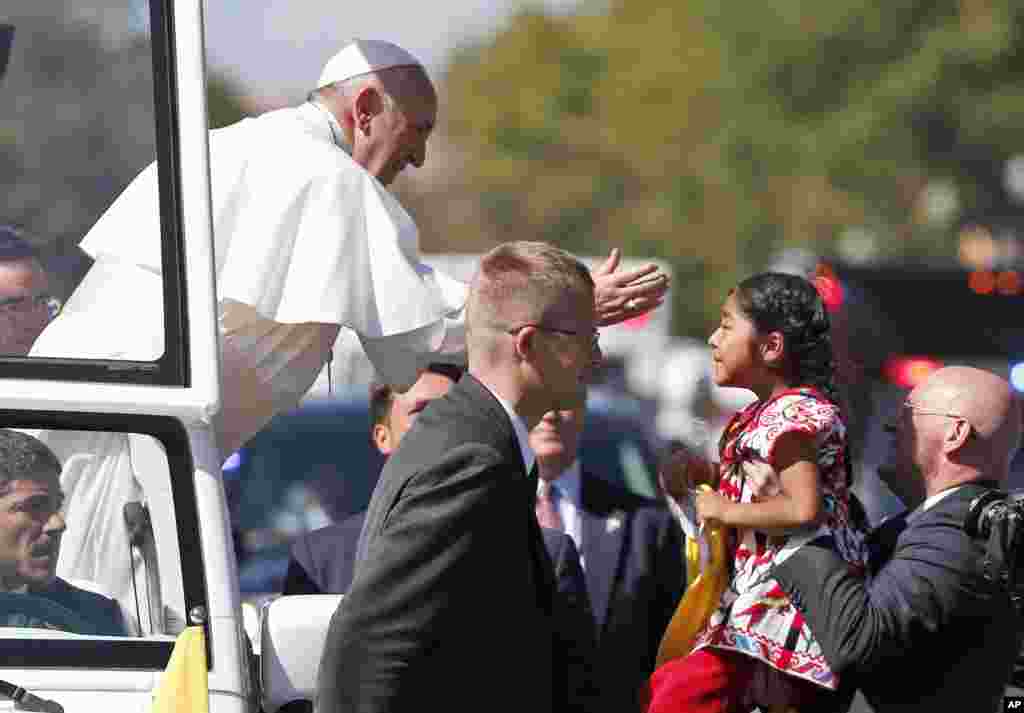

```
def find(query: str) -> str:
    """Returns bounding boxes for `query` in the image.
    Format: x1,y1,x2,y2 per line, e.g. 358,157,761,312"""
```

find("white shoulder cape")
80,103,465,334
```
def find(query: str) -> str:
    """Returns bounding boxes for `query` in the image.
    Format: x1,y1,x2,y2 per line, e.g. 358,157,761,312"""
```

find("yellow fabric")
151,626,209,713
655,485,729,668
685,536,701,589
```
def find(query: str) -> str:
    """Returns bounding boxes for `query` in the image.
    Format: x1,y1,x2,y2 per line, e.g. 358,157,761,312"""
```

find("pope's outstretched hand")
591,248,670,326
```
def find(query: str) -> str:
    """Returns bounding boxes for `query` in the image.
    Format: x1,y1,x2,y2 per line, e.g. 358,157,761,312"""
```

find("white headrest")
259,594,345,713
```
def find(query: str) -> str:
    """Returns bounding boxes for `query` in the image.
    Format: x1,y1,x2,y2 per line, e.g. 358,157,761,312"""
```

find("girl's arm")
696,431,821,535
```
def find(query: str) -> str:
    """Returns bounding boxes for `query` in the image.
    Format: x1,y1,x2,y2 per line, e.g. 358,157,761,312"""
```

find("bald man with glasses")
770,366,1024,713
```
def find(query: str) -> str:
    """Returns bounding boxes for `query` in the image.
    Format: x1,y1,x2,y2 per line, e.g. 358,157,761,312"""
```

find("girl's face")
707,292,763,390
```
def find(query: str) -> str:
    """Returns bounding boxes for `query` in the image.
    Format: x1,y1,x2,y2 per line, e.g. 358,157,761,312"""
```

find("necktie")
536,480,564,531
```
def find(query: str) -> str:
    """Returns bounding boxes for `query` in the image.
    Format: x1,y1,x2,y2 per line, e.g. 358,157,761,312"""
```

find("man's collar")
478,383,535,476
306,100,352,156
907,484,967,523
921,485,965,512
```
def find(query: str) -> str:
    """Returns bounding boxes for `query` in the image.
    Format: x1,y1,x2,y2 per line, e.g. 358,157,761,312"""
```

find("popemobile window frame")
0,0,221,675
0,0,221,419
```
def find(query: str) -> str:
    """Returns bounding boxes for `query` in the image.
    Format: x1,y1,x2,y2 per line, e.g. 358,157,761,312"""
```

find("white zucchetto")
317,39,424,89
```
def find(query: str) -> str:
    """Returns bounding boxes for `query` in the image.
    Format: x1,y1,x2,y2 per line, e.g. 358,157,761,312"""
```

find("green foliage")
432,0,1024,337
206,72,246,129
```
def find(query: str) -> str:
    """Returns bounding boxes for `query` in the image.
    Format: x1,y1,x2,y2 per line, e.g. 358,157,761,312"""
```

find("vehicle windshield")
2,0,189,385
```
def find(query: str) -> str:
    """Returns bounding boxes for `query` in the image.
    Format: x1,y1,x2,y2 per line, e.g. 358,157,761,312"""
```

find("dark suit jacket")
773,482,1024,713
577,474,684,713
543,528,601,713
282,511,366,595
316,375,564,713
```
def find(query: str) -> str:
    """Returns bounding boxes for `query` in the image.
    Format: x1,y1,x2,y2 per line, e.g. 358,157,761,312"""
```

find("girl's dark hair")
733,273,865,509
733,272,840,405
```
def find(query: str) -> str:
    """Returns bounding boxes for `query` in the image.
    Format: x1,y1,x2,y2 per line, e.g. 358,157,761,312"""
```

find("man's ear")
373,423,393,456
760,330,785,368
943,418,973,455
352,86,385,133
513,326,536,362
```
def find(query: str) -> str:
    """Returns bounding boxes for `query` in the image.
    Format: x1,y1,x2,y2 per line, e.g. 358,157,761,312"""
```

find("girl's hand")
741,459,781,499
695,489,732,527
658,444,713,502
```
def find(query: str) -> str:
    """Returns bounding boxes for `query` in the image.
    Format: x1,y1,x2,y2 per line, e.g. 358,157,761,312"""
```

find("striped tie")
535,480,564,531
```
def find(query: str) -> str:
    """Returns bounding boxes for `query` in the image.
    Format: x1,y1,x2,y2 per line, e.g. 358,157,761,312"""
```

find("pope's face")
364,89,437,186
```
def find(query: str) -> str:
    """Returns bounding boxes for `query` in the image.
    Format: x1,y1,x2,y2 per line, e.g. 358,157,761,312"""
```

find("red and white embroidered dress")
691,387,867,699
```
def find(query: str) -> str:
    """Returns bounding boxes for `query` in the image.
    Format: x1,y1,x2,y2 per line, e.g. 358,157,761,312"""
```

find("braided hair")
732,272,839,405
732,273,865,520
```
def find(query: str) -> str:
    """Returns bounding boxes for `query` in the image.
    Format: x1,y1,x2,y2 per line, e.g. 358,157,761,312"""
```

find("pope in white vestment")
29,41,469,627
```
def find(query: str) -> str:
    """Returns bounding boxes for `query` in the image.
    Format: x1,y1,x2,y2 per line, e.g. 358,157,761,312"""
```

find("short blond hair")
466,242,593,354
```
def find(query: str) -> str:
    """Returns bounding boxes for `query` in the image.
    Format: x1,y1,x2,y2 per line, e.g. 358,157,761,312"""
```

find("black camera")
964,489,1024,610
964,490,1024,688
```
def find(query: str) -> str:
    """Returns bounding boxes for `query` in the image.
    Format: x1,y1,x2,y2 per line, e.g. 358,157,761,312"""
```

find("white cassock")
29,102,468,623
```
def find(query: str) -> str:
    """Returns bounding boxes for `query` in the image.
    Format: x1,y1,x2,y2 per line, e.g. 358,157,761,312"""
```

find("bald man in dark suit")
773,366,1024,713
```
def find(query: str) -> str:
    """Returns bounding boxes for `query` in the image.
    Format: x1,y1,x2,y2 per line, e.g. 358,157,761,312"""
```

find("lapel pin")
606,512,624,534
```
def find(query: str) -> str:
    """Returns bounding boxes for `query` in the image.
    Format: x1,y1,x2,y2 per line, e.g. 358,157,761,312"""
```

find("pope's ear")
352,85,386,124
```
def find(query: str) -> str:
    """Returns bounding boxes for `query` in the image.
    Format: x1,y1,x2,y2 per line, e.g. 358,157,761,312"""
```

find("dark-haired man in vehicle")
0,429,126,636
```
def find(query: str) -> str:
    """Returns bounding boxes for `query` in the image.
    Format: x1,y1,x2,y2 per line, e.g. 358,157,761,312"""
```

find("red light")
968,270,996,294
997,271,1022,295
813,275,844,313
883,356,944,389
620,311,652,329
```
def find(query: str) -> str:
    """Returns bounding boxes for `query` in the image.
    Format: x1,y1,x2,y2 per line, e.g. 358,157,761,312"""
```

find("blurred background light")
1011,363,1024,393
958,225,997,268
915,179,959,228
996,271,1021,295
1004,155,1024,205
813,274,844,313
968,270,996,294
883,356,945,389
836,226,879,265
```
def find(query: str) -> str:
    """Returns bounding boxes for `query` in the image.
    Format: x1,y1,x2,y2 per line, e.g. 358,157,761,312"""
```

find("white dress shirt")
482,385,535,478
907,485,966,524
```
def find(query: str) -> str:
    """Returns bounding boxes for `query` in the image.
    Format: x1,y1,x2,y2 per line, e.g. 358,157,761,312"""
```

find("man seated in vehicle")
0,429,127,635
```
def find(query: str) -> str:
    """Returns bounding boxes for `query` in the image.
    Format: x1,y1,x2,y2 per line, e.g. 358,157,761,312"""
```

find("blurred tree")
2,0,244,297
430,0,1024,337
207,72,247,130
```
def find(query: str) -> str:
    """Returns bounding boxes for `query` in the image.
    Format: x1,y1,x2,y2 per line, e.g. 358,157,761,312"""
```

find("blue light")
222,451,243,473
1011,363,1024,393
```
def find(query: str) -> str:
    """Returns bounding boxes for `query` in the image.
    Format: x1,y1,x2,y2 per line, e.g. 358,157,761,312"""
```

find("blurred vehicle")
229,385,666,598
820,260,1024,523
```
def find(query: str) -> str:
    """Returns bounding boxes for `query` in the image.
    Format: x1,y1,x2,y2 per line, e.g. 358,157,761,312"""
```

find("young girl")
645,272,867,713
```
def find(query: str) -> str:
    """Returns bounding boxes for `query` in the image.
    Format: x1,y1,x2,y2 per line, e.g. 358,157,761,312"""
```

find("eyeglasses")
902,399,974,436
506,323,601,353
903,400,965,420
0,294,62,320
